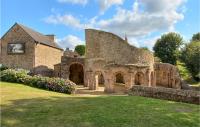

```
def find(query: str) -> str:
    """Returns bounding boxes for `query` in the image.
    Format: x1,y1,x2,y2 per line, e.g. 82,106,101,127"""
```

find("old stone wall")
0,24,35,70
35,43,63,69
154,63,181,89
54,56,85,84
129,85,200,104
84,29,155,90
85,29,154,66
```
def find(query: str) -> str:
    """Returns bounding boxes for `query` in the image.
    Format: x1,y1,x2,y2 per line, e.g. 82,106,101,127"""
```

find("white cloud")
129,37,140,47
140,36,160,50
98,0,124,14
97,0,185,37
141,0,185,13
57,0,88,5
44,14,84,29
45,0,186,49
56,35,85,50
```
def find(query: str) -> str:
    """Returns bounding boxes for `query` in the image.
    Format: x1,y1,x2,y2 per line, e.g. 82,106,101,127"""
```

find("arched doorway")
135,72,144,85
98,73,105,86
94,71,105,91
115,73,125,84
69,63,84,85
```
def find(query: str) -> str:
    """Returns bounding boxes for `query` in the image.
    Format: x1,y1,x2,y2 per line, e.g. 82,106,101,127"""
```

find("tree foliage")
191,32,200,42
181,34,200,81
140,47,149,51
74,45,85,56
153,32,183,65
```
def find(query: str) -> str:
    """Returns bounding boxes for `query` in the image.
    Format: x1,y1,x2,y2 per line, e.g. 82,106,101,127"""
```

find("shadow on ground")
1,95,200,127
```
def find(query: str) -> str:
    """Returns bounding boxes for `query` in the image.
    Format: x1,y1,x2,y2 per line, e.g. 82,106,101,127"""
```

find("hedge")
0,69,76,94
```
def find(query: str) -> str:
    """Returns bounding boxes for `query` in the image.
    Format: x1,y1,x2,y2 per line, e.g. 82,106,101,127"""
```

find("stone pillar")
127,72,134,89
84,71,87,87
87,71,95,90
104,71,114,93
94,73,99,90
146,69,151,87
153,71,156,87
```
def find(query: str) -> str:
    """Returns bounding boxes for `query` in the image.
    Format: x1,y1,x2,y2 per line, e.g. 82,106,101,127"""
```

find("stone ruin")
54,29,182,93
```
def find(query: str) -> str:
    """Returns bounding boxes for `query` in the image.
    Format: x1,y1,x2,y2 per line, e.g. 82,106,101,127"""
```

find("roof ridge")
17,23,51,41
16,23,63,50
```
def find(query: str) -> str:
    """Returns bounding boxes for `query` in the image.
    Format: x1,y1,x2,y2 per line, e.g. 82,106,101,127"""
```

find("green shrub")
0,64,8,71
0,69,76,94
0,69,28,83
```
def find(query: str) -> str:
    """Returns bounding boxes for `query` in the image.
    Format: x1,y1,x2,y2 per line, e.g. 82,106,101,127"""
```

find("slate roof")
2,23,63,50
18,23,63,50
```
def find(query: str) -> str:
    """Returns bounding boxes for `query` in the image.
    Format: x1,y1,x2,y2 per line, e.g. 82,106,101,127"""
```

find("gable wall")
0,24,35,70
35,43,63,69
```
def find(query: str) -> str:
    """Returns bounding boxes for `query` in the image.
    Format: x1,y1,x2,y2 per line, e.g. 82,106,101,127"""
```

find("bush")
0,69,26,83
0,64,8,71
74,45,85,56
0,69,76,94
181,41,200,81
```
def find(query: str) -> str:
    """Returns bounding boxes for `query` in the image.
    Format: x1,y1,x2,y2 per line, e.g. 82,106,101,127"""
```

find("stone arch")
115,72,125,84
98,73,105,85
135,72,145,85
69,63,84,84
95,71,105,85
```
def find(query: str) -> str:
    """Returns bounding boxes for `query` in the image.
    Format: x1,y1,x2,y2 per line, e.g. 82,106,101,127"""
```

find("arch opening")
98,73,105,86
135,72,144,85
69,63,84,85
115,73,125,84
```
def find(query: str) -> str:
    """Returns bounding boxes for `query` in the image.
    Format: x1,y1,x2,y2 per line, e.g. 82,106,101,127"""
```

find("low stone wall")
31,66,54,77
128,85,200,104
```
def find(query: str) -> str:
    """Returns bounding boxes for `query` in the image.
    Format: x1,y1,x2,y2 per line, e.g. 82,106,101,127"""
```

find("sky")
1,0,200,50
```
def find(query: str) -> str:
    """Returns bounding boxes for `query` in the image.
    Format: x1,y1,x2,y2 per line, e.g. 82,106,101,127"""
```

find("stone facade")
154,63,181,89
55,29,182,93
54,49,84,84
0,23,63,76
35,43,63,69
0,23,35,69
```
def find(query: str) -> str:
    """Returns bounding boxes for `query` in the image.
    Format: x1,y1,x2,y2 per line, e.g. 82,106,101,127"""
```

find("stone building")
0,23,63,76
55,29,182,93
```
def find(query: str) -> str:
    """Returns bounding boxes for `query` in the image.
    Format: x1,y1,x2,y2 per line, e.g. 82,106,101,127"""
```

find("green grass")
177,61,200,86
1,82,200,127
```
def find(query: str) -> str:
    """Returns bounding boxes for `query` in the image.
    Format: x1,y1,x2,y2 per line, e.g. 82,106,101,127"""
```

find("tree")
74,45,85,56
140,47,149,51
153,32,183,65
181,33,200,81
191,32,200,42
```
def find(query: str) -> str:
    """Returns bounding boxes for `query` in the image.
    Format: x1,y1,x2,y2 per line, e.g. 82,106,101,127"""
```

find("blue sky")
1,0,200,50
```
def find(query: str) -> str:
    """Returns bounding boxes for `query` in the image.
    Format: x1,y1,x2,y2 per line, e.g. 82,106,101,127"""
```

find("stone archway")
69,63,84,85
135,72,144,85
115,73,125,84
98,73,105,86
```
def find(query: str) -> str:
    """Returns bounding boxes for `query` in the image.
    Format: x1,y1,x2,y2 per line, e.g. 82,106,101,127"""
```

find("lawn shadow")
1,95,200,127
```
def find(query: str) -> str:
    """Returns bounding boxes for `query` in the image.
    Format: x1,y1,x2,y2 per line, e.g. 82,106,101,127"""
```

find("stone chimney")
46,34,55,42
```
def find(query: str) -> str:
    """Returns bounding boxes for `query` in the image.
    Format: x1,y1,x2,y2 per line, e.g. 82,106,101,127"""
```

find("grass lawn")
1,82,200,127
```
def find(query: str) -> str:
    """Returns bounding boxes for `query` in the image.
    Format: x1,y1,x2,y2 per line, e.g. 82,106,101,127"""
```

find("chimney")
46,34,55,42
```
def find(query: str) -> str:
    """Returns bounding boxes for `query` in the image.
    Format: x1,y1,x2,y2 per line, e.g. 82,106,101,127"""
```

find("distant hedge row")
0,69,76,94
